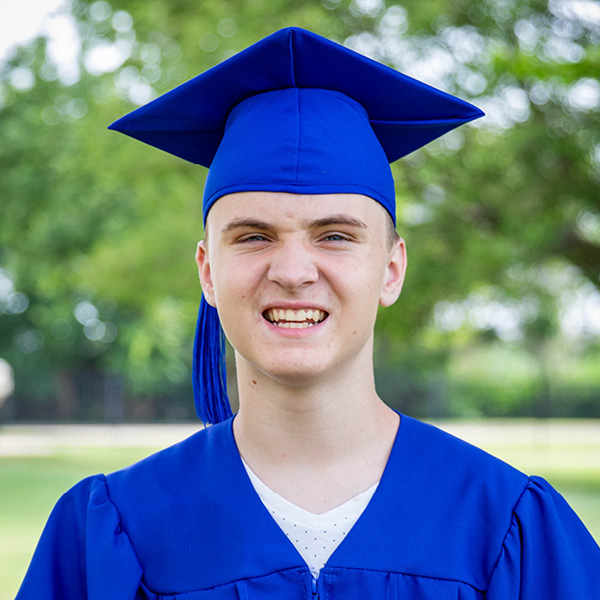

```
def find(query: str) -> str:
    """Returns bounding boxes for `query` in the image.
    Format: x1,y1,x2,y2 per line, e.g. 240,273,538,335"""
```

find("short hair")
386,214,400,250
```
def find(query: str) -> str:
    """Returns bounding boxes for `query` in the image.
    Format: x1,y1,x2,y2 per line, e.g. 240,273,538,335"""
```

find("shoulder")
97,417,259,592
486,475,600,595
105,418,232,496
17,473,144,599
398,414,529,496
45,422,226,550
401,416,530,542
381,415,531,586
400,415,532,545
100,418,239,562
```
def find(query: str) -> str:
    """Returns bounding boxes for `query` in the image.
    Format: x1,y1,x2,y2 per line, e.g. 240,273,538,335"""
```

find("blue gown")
16,415,600,599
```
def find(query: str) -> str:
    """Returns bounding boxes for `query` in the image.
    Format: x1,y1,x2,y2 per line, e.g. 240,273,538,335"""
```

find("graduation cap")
109,27,484,424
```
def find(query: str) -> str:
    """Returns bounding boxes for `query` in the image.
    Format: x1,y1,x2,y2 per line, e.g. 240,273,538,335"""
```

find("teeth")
279,321,313,328
264,308,327,326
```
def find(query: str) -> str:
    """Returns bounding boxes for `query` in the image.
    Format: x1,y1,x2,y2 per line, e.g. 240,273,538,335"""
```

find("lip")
262,316,329,336
261,302,329,312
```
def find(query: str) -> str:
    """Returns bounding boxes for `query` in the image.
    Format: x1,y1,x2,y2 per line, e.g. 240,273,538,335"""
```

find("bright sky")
0,0,67,63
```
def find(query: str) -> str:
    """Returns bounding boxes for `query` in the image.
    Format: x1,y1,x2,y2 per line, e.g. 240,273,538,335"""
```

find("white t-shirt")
241,458,378,577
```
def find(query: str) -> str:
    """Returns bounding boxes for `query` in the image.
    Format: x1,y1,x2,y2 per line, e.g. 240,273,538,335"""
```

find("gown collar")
215,412,405,575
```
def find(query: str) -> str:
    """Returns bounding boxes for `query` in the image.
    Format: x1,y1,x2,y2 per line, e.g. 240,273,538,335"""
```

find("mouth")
262,307,329,329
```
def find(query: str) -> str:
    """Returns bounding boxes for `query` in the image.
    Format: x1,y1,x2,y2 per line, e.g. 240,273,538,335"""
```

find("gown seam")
110,563,488,597
325,566,486,593
139,566,310,597
485,475,533,592
99,473,146,588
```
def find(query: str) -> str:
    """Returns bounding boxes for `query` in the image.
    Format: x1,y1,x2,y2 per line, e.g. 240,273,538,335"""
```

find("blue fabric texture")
109,27,484,424
108,27,484,225
17,415,600,599
203,87,396,222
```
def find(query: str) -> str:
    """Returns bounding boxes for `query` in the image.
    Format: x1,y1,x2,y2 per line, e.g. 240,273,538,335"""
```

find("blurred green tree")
0,0,598,419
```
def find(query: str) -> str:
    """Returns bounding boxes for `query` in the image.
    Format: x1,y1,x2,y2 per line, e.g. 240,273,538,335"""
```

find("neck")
234,344,388,453
231,348,399,512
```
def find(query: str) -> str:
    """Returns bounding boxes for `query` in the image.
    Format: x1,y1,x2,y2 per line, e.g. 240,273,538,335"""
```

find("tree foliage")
1,0,599,419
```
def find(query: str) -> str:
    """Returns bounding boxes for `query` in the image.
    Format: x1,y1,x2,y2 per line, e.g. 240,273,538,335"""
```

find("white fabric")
241,458,378,577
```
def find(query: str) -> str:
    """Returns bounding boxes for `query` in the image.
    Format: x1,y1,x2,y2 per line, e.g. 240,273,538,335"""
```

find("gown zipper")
311,575,319,599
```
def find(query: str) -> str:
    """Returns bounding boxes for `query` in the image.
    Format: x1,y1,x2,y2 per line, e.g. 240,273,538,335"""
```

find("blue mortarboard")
109,27,484,424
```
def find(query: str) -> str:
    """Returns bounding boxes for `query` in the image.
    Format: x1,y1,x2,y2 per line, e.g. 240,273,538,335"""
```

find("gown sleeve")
486,475,600,598
16,474,144,600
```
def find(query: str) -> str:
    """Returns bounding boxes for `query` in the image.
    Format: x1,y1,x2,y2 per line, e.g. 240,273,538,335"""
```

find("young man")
17,27,600,599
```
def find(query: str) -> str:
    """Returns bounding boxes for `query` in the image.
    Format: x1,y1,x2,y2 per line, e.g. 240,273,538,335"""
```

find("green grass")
2,422,599,600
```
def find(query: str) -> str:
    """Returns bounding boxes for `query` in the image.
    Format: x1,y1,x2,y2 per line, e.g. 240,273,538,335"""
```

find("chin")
266,361,330,383
245,355,334,387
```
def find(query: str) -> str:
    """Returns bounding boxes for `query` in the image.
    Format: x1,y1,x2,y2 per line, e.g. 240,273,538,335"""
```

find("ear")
196,240,216,307
379,237,407,307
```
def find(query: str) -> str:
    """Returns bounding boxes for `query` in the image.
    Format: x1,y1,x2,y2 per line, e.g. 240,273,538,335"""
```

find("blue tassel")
192,295,232,424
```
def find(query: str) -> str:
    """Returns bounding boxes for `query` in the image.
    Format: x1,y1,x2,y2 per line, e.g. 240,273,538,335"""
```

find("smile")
263,308,328,328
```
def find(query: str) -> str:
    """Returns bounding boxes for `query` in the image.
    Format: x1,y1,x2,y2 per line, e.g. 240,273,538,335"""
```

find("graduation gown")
16,414,600,599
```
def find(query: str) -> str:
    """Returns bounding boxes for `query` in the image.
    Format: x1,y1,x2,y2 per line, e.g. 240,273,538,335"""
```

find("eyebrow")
308,214,368,230
221,214,368,234
221,218,271,234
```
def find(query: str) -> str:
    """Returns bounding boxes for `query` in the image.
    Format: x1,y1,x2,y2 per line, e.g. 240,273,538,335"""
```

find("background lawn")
2,420,599,600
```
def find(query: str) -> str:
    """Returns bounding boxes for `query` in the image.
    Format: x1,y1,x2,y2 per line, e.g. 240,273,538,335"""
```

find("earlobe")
196,240,216,306
379,238,407,307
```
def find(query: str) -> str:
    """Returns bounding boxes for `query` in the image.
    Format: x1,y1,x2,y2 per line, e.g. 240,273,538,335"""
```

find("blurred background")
0,0,599,596
1,0,600,423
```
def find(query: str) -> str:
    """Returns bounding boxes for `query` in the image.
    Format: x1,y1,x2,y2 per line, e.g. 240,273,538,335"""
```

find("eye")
321,232,351,243
237,233,271,243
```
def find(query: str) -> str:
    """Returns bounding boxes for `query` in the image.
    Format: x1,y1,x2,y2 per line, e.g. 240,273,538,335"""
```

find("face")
196,192,406,388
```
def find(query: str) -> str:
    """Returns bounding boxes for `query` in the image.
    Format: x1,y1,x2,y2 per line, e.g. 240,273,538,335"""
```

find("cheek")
354,256,387,292
327,263,381,313
350,266,388,317
211,259,263,307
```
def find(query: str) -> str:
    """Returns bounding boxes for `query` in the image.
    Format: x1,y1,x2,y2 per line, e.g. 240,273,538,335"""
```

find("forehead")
206,191,388,231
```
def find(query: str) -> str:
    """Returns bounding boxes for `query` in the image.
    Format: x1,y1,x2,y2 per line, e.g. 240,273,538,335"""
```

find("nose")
267,241,319,291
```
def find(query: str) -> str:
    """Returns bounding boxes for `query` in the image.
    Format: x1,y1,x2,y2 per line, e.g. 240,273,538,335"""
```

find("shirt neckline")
240,455,379,528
